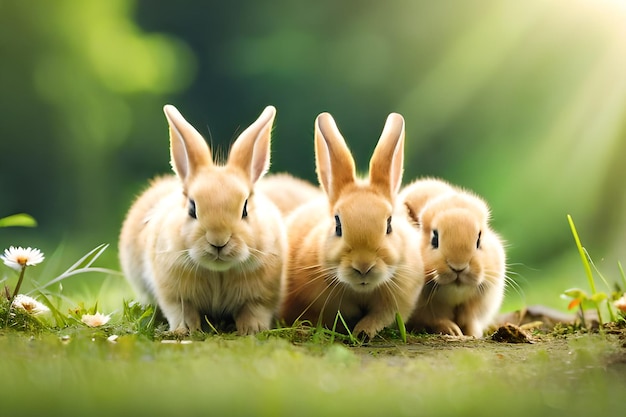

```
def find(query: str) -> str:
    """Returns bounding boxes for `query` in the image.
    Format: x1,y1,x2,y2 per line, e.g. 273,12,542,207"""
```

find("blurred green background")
1,0,625,312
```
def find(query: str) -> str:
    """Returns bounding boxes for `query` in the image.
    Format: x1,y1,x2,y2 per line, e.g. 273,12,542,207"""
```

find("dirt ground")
356,305,626,370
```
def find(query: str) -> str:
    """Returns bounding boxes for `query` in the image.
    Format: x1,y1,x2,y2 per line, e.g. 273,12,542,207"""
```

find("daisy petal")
81,312,111,327
12,294,51,316
1,246,45,271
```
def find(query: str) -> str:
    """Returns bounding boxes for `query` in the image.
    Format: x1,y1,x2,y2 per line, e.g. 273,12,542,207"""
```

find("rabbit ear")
228,106,276,184
314,113,356,204
163,105,213,181
369,113,405,200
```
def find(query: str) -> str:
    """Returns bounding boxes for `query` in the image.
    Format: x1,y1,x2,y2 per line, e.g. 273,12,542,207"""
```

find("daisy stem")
10,266,27,303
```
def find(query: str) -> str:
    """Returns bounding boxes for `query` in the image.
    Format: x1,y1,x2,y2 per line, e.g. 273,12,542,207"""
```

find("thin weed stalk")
567,214,603,324
335,311,358,345
585,249,617,322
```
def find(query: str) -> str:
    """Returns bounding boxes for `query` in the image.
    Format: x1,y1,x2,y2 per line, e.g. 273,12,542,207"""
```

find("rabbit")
256,172,323,216
396,177,455,227
404,187,506,337
280,112,425,339
118,104,287,336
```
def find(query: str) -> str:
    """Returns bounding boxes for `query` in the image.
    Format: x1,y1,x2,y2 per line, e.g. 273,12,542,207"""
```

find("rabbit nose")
211,242,227,251
352,261,375,276
207,234,230,251
448,262,468,273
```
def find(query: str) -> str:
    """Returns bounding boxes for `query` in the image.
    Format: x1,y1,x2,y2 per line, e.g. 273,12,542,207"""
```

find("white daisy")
1,246,45,271
81,312,111,327
12,294,51,316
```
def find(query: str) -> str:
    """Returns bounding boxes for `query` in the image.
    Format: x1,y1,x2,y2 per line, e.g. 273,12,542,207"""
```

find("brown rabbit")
280,112,424,339
118,105,286,335
256,172,323,216
404,187,506,337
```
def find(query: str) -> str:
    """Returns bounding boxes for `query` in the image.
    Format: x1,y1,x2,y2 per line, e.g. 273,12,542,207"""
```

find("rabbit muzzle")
436,265,481,288
338,263,388,293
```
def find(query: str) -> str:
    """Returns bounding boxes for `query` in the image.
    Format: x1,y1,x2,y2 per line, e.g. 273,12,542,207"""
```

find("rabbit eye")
242,199,248,219
431,229,439,249
386,216,392,234
334,215,342,237
188,199,197,219
477,231,482,249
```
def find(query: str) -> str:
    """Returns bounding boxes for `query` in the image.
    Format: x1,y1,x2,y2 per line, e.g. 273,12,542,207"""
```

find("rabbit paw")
235,305,272,336
165,305,201,334
460,321,483,338
172,326,190,337
432,319,463,336
183,310,202,333
353,316,385,340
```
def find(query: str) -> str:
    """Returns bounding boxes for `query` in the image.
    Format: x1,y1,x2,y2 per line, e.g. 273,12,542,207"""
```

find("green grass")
2,278,625,417
561,215,625,326
1,326,625,417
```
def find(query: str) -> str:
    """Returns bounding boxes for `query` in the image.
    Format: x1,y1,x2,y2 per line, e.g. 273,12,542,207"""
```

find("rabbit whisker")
244,247,271,271
503,273,525,302
380,279,401,314
475,281,488,297
248,246,282,262
317,275,346,327
286,265,338,295
392,263,425,287
293,271,341,324
166,249,195,271
423,276,441,307
298,263,328,271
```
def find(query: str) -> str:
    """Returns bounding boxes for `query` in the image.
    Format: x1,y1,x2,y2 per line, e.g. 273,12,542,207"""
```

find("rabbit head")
313,111,408,293
419,192,495,287
163,104,277,273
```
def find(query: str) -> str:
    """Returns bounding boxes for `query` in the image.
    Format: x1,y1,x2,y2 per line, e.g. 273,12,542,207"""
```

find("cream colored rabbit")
404,187,506,337
119,105,286,335
280,112,424,339
257,172,323,216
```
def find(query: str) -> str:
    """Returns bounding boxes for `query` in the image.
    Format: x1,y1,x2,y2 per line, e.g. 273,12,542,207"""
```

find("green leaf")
563,288,588,299
395,312,407,344
590,292,608,303
581,299,599,310
0,213,37,228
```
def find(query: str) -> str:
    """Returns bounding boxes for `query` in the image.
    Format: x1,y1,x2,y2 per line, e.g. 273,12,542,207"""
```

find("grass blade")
395,312,407,343
27,244,121,294
567,214,603,323
63,243,110,273
34,291,69,327
336,311,358,345
567,215,597,294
